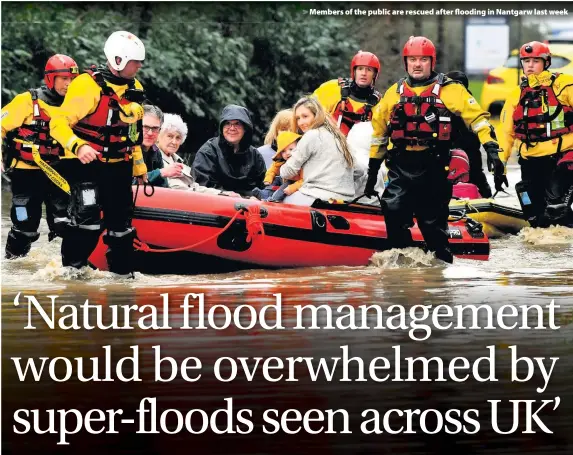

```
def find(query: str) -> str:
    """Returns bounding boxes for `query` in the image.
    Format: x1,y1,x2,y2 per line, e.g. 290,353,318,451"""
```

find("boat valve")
234,202,268,218
465,217,483,234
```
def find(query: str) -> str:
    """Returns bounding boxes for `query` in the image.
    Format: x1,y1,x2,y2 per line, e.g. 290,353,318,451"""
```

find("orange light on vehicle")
486,75,504,84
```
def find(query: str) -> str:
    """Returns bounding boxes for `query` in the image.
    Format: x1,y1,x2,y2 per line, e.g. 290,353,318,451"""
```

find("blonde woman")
257,109,293,169
280,96,364,206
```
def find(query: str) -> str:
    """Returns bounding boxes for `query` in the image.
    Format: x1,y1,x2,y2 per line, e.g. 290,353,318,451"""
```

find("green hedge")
1,2,358,159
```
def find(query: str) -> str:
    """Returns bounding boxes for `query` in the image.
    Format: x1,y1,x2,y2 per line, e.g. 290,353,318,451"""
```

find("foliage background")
1,1,541,162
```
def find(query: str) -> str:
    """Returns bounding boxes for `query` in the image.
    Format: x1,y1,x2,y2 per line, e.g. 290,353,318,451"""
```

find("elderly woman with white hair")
158,113,238,196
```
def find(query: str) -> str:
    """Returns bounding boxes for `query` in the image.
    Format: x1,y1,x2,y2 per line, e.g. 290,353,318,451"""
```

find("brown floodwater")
2,167,572,455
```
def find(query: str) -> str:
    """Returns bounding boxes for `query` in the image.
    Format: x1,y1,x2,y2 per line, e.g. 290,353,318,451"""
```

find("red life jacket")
8,88,63,166
72,71,144,160
389,74,455,148
513,73,573,146
332,78,382,136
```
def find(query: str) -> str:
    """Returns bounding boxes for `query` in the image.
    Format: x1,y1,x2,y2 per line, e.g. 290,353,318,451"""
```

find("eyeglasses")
143,125,161,133
223,121,243,131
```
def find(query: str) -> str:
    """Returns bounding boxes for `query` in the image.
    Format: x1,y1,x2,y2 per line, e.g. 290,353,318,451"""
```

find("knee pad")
10,195,40,233
69,182,102,231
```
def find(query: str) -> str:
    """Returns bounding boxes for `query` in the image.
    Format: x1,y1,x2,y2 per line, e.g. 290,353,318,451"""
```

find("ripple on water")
369,247,441,269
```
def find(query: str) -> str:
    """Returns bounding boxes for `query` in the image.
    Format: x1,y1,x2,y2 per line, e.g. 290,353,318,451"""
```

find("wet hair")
160,113,188,144
292,96,354,168
143,104,164,124
446,71,469,90
264,109,294,146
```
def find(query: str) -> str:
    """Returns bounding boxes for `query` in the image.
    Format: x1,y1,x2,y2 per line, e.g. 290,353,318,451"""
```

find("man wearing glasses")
139,105,185,187
192,104,266,197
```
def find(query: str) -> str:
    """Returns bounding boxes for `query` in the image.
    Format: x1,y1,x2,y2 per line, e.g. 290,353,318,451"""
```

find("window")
551,56,571,69
504,54,570,69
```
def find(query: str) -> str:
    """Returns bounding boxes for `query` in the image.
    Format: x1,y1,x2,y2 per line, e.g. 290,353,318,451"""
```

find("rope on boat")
244,204,265,243
133,205,265,253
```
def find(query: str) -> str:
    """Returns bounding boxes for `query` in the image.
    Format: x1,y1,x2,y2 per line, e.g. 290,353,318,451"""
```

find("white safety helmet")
104,31,145,72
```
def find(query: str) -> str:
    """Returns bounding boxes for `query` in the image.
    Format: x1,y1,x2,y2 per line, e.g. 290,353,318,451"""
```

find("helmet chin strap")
108,62,122,77
101,63,134,85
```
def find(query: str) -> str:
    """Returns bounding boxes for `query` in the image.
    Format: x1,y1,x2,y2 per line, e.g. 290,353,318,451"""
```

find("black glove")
483,141,505,177
494,174,509,192
365,158,382,197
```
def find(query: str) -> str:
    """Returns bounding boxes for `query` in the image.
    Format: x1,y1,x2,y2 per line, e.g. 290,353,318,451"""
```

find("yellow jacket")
370,76,498,159
264,160,303,194
499,71,573,162
1,91,72,170
314,79,385,128
49,73,147,176
314,79,369,114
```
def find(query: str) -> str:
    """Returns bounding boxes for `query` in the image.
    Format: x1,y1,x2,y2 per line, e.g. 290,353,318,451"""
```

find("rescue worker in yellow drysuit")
365,36,504,263
499,40,573,227
1,54,79,258
50,31,148,276
313,50,383,137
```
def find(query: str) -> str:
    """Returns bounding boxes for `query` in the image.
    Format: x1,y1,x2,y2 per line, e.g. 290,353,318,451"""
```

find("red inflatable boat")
88,187,489,274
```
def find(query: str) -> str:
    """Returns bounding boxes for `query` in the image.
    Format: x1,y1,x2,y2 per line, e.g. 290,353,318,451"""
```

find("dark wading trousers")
381,149,454,263
516,154,573,227
59,159,137,275
545,158,573,227
5,166,70,258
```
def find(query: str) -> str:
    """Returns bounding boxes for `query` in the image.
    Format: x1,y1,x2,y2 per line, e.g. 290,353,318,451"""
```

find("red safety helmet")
44,54,79,90
402,36,437,70
519,41,551,69
447,149,470,184
350,51,381,83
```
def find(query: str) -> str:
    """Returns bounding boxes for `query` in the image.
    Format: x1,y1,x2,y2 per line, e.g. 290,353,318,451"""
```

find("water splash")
369,247,440,269
518,226,573,245
32,258,109,282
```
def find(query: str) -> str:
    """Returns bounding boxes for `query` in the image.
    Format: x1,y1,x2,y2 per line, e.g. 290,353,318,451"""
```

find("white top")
160,150,225,195
280,127,363,201
347,121,385,205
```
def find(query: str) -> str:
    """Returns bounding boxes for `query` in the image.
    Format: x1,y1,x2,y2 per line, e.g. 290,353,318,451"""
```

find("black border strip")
133,206,490,256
